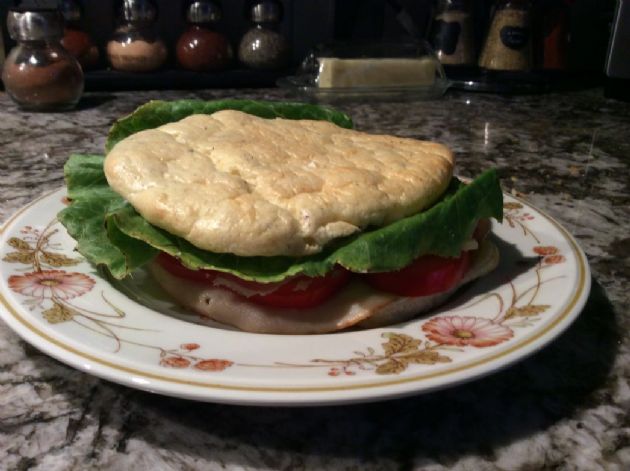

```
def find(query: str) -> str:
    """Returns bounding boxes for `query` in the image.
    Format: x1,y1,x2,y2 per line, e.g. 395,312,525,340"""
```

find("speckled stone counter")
1,88,629,470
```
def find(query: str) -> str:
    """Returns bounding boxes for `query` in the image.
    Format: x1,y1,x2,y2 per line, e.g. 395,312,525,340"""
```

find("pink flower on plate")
533,246,559,256
180,343,200,351
8,270,94,300
422,316,514,348
543,254,566,265
160,356,191,368
193,359,233,372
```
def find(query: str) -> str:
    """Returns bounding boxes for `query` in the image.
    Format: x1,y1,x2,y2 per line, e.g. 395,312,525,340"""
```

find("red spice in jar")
62,27,99,69
2,57,84,110
176,26,230,71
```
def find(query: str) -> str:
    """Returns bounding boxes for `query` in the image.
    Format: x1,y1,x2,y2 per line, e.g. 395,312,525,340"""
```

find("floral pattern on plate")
0,190,589,404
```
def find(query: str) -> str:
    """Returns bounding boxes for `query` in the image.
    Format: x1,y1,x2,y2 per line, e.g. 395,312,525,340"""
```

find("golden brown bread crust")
104,110,453,257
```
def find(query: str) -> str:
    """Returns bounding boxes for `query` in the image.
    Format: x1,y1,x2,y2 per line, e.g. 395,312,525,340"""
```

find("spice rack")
0,0,336,90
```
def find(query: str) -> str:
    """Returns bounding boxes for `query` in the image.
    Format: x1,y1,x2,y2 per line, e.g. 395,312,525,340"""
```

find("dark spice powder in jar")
2,59,84,109
3,8,84,110
238,27,289,70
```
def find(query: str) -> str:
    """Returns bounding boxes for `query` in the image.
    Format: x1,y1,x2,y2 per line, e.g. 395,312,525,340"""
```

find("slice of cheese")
317,57,437,88
104,110,453,257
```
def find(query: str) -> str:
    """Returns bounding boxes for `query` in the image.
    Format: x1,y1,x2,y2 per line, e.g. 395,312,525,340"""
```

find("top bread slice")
104,110,454,257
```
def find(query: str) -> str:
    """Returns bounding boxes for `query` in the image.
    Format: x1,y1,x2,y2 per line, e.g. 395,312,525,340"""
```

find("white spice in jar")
107,38,167,72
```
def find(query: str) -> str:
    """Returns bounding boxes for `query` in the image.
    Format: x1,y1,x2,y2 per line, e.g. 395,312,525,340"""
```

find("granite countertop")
1,88,629,470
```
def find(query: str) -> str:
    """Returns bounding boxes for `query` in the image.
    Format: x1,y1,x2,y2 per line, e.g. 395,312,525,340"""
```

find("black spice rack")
0,0,334,91
83,68,293,91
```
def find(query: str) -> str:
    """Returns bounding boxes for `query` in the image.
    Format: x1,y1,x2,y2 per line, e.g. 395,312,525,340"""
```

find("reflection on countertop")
0,88,629,470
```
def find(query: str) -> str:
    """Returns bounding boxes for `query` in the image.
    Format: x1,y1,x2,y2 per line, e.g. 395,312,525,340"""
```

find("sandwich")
58,99,503,334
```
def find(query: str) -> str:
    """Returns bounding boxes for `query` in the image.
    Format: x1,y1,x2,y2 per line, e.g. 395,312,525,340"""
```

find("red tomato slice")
156,253,220,283
363,251,471,297
155,253,351,309
156,218,486,306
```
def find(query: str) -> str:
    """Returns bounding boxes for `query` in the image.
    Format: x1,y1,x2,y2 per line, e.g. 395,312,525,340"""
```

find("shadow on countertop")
73,94,118,111
104,278,619,467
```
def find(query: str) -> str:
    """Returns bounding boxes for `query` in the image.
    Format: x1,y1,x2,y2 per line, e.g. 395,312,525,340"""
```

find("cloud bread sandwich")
58,99,503,334
104,110,454,257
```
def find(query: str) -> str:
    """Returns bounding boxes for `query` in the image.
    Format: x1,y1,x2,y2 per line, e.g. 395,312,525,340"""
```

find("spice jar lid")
60,0,81,22
7,8,64,41
187,1,222,24
250,0,282,23
121,0,157,23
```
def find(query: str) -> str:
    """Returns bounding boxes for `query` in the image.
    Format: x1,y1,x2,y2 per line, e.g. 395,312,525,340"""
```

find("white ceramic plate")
0,189,590,406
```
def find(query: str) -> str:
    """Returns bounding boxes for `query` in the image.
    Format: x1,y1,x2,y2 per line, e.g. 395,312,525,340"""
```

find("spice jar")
2,8,84,111
539,0,570,70
238,0,290,70
60,0,99,69
176,1,231,71
478,0,533,71
107,0,167,72
430,0,475,66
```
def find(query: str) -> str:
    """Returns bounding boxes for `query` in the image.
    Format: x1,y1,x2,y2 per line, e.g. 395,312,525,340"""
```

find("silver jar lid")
250,1,282,23
121,0,157,23
7,8,64,41
187,1,222,24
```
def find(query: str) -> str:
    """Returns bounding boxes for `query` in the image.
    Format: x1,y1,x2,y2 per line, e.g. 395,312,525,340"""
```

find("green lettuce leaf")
58,155,158,278
59,154,502,281
58,99,502,281
106,99,354,152
108,171,502,281
62,99,353,278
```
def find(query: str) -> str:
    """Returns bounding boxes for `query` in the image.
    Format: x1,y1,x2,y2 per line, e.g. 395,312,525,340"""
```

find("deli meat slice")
149,240,499,334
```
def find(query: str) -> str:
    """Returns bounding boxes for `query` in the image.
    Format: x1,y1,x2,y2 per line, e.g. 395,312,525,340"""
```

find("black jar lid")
7,8,64,41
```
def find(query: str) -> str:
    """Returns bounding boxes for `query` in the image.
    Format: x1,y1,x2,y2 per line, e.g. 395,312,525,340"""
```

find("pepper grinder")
107,0,168,73
60,0,99,69
2,8,84,111
176,1,231,71
238,0,289,70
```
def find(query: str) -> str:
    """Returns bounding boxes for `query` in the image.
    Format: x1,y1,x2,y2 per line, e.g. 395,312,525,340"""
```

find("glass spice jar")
430,0,475,66
478,0,533,71
539,0,570,70
60,0,99,69
107,0,167,73
2,8,84,111
176,0,231,71
238,0,290,70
